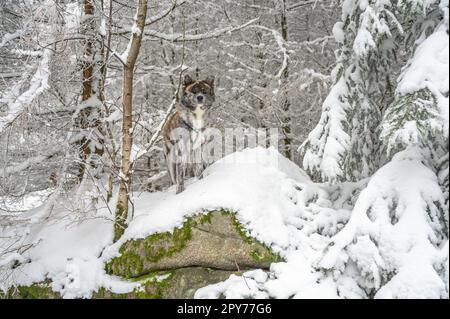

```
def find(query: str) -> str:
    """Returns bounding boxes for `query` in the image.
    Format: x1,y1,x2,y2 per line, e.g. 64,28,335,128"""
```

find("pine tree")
318,0,449,298
299,0,405,183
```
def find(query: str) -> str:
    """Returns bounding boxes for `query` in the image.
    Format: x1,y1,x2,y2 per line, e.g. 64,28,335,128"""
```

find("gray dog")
162,75,215,194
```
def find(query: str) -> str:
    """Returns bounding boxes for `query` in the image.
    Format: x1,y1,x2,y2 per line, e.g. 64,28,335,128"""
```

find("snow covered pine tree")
301,0,449,298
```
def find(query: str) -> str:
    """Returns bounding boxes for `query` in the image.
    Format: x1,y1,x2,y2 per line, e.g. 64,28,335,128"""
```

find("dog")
162,74,215,194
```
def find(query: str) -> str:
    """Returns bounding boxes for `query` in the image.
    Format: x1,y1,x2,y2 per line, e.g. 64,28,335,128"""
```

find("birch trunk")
114,0,148,242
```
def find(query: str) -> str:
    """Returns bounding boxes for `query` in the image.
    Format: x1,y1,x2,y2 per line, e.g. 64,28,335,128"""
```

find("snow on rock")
1,147,447,299
1,147,341,299
103,146,347,299
104,146,329,258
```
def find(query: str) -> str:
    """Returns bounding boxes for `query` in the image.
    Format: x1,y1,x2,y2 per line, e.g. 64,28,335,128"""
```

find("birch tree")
114,0,148,242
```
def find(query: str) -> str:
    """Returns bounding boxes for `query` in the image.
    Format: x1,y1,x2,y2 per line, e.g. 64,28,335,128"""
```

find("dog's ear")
205,76,215,88
183,74,194,87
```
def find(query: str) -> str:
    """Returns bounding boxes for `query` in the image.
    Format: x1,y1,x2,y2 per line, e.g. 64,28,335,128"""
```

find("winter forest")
0,0,448,299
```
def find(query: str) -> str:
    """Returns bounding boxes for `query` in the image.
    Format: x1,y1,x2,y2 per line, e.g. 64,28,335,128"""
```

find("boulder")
6,211,280,299
107,211,280,279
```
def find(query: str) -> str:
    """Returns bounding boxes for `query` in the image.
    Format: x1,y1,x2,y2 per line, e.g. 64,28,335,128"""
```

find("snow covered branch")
287,0,318,11
251,25,289,79
144,18,259,42
145,0,187,26
0,49,52,134
4,149,61,175
0,30,25,49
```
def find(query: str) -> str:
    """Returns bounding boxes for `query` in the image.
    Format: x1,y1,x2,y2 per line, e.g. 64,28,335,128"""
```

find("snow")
1,0,447,301
0,146,448,298
300,74,351,182
1,147,341,299
398,26,448,96
195,271,269,299
0,189,54,212
353,2,393,57
353,28,376,56
332,22,345,43
119,12,139,63
0,48,52,133
146,18,259,42
0,30,24,49
0,188,139,298
99,18,107,37
342,0,357,21
319,147,448,299
103,147,325,256
256,26,289,79
397,23,449,130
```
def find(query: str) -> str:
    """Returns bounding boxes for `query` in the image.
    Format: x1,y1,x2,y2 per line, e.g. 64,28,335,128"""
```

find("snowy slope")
103,147,350,298
0,147,343,298
105,147,326,255
1,147,447,299
0,191,139,298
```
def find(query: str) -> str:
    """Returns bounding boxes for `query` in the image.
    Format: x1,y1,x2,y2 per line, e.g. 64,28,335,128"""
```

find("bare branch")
145,0,187,26
144,18,260,42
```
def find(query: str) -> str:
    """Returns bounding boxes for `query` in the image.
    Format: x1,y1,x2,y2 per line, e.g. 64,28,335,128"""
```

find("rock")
5,281,60,299
107,211,280,279
154,267,239,299
4,268,237,299
6,211,281,299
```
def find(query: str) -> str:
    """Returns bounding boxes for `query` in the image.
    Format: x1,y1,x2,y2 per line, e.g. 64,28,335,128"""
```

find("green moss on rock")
6,282,60,299
93,271,175,299
107,218,194,278
6,211,283,299
107,210,281,279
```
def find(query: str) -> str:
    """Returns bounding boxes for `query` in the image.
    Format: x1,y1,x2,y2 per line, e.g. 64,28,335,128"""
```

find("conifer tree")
299,0,405,183
318,0,449,298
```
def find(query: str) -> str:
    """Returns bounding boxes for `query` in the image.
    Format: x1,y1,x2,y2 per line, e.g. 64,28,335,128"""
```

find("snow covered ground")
0,147,448,299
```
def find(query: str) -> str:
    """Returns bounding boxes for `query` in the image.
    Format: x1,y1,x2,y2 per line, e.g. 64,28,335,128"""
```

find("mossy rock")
107,211,281,278
5,211,281,299
4,268,238,299
98,268,239,299
93,271,175,299
5,282,60,299
158,267,238,299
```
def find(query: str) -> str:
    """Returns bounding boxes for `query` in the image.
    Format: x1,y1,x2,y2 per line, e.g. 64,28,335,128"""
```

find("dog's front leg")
166,141,184,193
175,162,186,194
164,144,177,186
192,130,210,180
175,135,190,194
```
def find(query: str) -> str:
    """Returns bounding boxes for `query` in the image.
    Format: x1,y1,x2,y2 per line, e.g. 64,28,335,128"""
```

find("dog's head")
181,74,215,111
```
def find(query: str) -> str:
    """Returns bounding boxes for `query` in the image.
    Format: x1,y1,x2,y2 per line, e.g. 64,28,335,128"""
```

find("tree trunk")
99,0,117,202
77,0,104,181
280,0,292,160
114,0,148,242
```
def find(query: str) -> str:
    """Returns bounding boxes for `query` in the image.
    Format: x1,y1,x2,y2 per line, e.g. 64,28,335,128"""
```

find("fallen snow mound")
2,147,338,298
1,147,447,299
